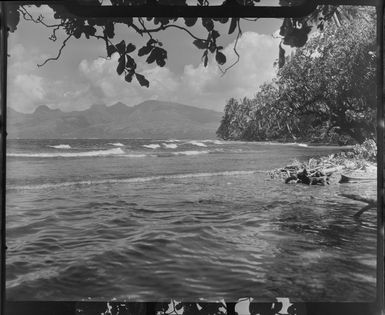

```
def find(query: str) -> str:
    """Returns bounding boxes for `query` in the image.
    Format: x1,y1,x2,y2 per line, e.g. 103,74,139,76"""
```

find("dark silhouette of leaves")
107,44,117,57
193,39,207,49
135,73,149,87
203,51,209,67
126,43,136,53
116,55,125,75
215,51,226,65
125,70,134,82
211,30,220,40
184,17,198,27
104,22,115,38
12,1,349,89
202,18,214,32
138,45,153,56
126,55,136,69
116,40,126,54
228,17,238,34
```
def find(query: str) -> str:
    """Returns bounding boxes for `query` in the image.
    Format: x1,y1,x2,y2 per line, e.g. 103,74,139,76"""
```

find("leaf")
104,22,115,38
73,28,82,39
116,55,125,75
184,17,198,27
211,30,220,40
125,71,134,83
203,54,208,67
126,55,136,69
147,38,157,46
209,44,216,54
135,73,150,88
228,18,238,35
215,51,226,65
107,45,117,57
193,39,207,50
126,43,136,53
116,40,126,54
138,45,153,56
202,18,214,32
146,49,157,64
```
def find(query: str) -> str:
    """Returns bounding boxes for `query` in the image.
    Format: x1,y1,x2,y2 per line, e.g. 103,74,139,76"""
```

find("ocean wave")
8,170,263,191
162,143,178,149
8,148,125,158
48,144,71,149
189,141,207,147
143,144,160,149
109,143,124,147
264,142,309,147
173,150,209,156
202,140,224,145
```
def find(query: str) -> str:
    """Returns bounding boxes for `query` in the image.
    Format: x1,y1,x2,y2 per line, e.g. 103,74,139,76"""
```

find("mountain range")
7,100,223,139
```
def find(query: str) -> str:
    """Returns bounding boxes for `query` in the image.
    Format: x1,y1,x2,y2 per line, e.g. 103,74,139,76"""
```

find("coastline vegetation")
269,139,377,185
216,7,376,146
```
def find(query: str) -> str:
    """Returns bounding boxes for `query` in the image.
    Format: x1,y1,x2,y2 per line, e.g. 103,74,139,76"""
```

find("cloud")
77,31,280,112
8,74,46,113
8,30,280,113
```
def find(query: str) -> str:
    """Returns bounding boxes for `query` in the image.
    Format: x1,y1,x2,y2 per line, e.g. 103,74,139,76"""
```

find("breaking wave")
8,148,126,158
202,140,224,145
162,143,178,149
189,141,207,147
9,170,263,191
48,144,71,149
173,150,209,156
143,144,161,149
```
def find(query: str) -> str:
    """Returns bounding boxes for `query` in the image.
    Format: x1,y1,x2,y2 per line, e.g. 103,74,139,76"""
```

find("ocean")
5,139,377,301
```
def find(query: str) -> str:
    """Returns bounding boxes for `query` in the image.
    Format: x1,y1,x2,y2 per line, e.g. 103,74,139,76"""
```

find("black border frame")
0,0,383,314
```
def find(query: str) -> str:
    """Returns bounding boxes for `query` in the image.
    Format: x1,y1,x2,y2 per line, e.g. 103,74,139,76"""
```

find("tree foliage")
217,7,376,144
6,1,342,87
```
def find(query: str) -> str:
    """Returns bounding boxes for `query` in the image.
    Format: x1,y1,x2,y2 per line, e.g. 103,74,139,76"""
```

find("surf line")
8,170,269,191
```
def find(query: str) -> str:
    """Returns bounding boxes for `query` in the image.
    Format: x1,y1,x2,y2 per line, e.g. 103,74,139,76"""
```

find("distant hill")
7,100,223,139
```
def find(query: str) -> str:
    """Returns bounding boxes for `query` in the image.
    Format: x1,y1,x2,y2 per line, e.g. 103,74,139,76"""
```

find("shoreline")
269,139,377,185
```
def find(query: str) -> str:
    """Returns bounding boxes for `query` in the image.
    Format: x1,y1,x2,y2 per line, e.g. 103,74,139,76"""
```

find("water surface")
6,139,377,301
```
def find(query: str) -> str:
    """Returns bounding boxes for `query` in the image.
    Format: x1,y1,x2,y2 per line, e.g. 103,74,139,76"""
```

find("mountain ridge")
8,101,223,139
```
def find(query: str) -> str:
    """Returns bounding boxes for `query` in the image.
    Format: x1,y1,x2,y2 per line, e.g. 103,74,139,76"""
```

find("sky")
7,5,285,114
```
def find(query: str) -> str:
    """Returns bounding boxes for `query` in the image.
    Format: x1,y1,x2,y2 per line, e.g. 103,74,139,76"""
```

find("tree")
217,6,376,144
277,6,376,143
5,1,342,87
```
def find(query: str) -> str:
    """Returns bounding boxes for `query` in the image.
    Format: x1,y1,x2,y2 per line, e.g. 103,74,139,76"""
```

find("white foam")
264,142,309,147
202,140,224,145
163,143,178,149
8,148,125,158
143,144,161,149
189,141,207,147
9,170,264,191
48,144,71,149
109,142,124,147
173,150,209,156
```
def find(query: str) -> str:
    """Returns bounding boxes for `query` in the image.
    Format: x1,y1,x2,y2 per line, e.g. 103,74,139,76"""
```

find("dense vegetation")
217,7,376,145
